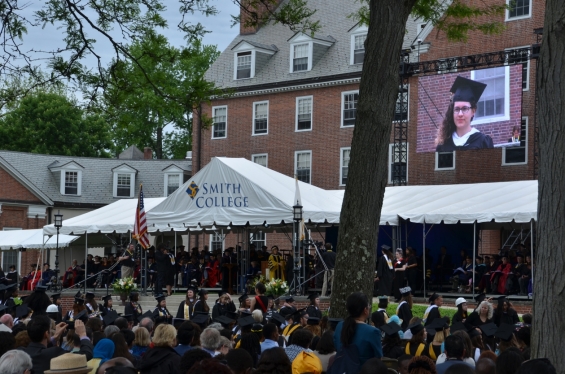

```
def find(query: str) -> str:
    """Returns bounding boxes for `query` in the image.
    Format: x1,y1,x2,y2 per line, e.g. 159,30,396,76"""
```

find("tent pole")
174,232,178,294
423,223,426,298
530,219,534,298
84,233,88,294
473,222,476,299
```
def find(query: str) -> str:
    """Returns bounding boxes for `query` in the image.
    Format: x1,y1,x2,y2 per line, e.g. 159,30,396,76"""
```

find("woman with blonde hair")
138,324,181,374
466,300,493,329
132,326,151,357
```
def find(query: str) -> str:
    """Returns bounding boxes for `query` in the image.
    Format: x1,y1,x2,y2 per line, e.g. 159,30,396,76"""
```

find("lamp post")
293,203,303,295
54,210,63,290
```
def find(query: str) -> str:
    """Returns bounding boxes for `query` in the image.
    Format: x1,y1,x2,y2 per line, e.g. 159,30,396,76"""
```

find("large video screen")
416,65,523,153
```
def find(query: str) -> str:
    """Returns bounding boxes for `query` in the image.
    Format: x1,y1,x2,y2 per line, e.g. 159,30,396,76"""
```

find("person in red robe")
207,253,220,287
490,256,513,294
63,259,80,288
21,264,41,290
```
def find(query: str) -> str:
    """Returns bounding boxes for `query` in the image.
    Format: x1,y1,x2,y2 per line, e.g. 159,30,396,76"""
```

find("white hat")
455,297,467,306
46,304,59,313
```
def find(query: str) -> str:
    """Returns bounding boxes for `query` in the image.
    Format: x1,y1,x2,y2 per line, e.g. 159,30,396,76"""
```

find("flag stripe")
133,185,150,249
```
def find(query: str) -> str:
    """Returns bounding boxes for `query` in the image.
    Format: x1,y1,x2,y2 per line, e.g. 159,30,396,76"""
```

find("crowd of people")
374,245,533,299
0,272,554,374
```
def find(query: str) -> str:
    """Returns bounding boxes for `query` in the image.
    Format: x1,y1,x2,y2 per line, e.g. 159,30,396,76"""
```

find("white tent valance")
0,229,79,250
43,198,166,235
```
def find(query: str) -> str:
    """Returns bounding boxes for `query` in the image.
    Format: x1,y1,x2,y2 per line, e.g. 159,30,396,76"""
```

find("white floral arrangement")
112,277,138,293
266,278,288,297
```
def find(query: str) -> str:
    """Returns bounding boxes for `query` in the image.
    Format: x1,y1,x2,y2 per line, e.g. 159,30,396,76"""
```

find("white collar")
452,127,479,146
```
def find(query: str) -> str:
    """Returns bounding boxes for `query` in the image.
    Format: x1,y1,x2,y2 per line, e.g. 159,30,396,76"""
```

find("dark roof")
0,150,191,207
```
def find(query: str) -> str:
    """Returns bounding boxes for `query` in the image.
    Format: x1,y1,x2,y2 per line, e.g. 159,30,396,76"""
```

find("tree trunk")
329,0,417,316
532,0,565,366
156,125,163,159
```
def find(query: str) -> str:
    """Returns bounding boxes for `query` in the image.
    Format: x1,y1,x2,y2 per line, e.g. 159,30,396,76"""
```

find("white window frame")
506,0,532,21
252,153,268,167
163,173,183,196
505,46,530,91
62,170,81,196
211,105,228,139
388,143,409,184
250,231,266,249
252,101,269,136
350,33,367,65
210,230,225,252
289,42,312,73
341,90,359,128
435,151,456,171
502,117,528,166
295,95,313,132
340,147,351,186
393,84,410,122
470,66,511,125
233,50,255,80
112,166,136,198
294,150,312,184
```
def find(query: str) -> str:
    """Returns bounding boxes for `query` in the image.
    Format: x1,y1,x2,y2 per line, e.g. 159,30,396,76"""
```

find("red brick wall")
0,168,43,204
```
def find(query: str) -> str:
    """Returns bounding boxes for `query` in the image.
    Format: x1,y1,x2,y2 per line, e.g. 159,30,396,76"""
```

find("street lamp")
292,203,303,295
54,210,63,289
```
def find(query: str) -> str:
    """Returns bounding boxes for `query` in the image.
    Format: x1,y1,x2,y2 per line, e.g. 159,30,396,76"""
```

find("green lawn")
372,303,457,322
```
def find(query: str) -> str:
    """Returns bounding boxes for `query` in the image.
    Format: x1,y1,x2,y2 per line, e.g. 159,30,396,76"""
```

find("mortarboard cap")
495,323,515,341
74,310,88,323
285,296,295,303
475,293,486,304
198,289,208,297
20,295,29,303
251,323,263,332
479,322,498,337
51,293,61,301
238,293,249,303
103,311,119,326
192,313,209,326
16,305,30,319
380,322,402,336
238,316,255,328
218,290,228,298
173,318,187,328
34,285,48,293
450,322,467,334
85,292,95,299
102,295,112,302
187,285,198,293
425,317,449,335
226,311,239,320
450,76,487,103
408,322,425,335
307,317,320,326
496,295,507,305
155,294,166,303
270,313,285,327
240,311,252,318
215,315,235,328
400,287,412,296
307,293,319,301
74,297,85,305
0,305,8,314
0,284,6,292
328,318,343,331
468,328,481,339
292,308,307,319
138,311,154,323
5,284,16,292
381,245,391,251
428,293,441,303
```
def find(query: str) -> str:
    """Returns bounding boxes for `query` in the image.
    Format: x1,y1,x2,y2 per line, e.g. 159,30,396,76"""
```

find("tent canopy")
147,157,345,229
382,180,537,225
0,229,79,250
43,198,166,235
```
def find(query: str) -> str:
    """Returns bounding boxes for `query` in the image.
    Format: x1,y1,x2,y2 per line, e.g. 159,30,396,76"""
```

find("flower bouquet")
112,277,138,294
266,278,289,297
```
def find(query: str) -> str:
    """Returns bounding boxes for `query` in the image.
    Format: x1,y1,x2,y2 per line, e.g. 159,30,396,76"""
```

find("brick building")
0,147,191,276
191,0,543,254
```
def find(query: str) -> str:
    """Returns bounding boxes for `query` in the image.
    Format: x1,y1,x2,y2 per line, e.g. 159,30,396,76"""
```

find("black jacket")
138,346,180,374
154,250,168,273
22,339,93,374
436,132,494,152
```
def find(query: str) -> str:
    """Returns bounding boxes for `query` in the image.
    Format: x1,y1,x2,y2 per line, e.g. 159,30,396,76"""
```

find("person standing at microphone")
118,243,136,279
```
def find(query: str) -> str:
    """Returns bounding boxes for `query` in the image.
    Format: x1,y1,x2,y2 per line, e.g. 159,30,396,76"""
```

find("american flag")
133,184,150,249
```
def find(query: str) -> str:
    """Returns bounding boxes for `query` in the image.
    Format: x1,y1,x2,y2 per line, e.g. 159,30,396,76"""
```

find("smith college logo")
187,181,199,199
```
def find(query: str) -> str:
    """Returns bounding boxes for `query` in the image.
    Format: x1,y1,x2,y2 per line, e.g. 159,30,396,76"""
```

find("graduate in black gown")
305,293,322,319
396,287,413,332
152,294,173,323
100,294,114,316
435,76,494,152
124,292,143,322
376,245,394,297
392,248,407,301
212,291,237,321
423,293,442,327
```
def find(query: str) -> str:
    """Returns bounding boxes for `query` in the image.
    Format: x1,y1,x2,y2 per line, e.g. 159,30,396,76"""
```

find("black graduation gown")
397,302,412,332
212,302,236,321
306,305,322,319
392,259,406,301
376,255,394,296
452,310,468,324
124,302,143,322
436,132,494,152
153,306,173,323
424,306,441,326
494,309,519,326
176,300,203,319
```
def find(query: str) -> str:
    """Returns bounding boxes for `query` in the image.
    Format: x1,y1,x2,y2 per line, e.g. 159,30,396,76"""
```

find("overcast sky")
15,1,240,72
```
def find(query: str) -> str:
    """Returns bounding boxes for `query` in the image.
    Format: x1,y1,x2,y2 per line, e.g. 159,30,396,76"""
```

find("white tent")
0,229,79,250
43,197,166,235
383,180,537,224
147,157,347,229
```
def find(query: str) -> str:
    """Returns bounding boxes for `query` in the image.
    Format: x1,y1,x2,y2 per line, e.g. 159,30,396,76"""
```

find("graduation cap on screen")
215,315,235,328
138,311,154,323
103,311,119,326
307,317,320,326
238,315,255,329
328,318,343,330
270,313,285,327
16,305,30,319
380,322,402,336
408,322,424,335
479,322,498,337
450,76,487,103
425,317,449,336
495,323,515,341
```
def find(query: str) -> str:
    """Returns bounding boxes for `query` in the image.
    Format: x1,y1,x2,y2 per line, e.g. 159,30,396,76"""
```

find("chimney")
144,147,153,160
186,151,193,161
239,0,283,35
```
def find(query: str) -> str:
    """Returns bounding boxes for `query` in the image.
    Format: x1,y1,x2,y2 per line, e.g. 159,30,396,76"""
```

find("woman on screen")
435,76,494,151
